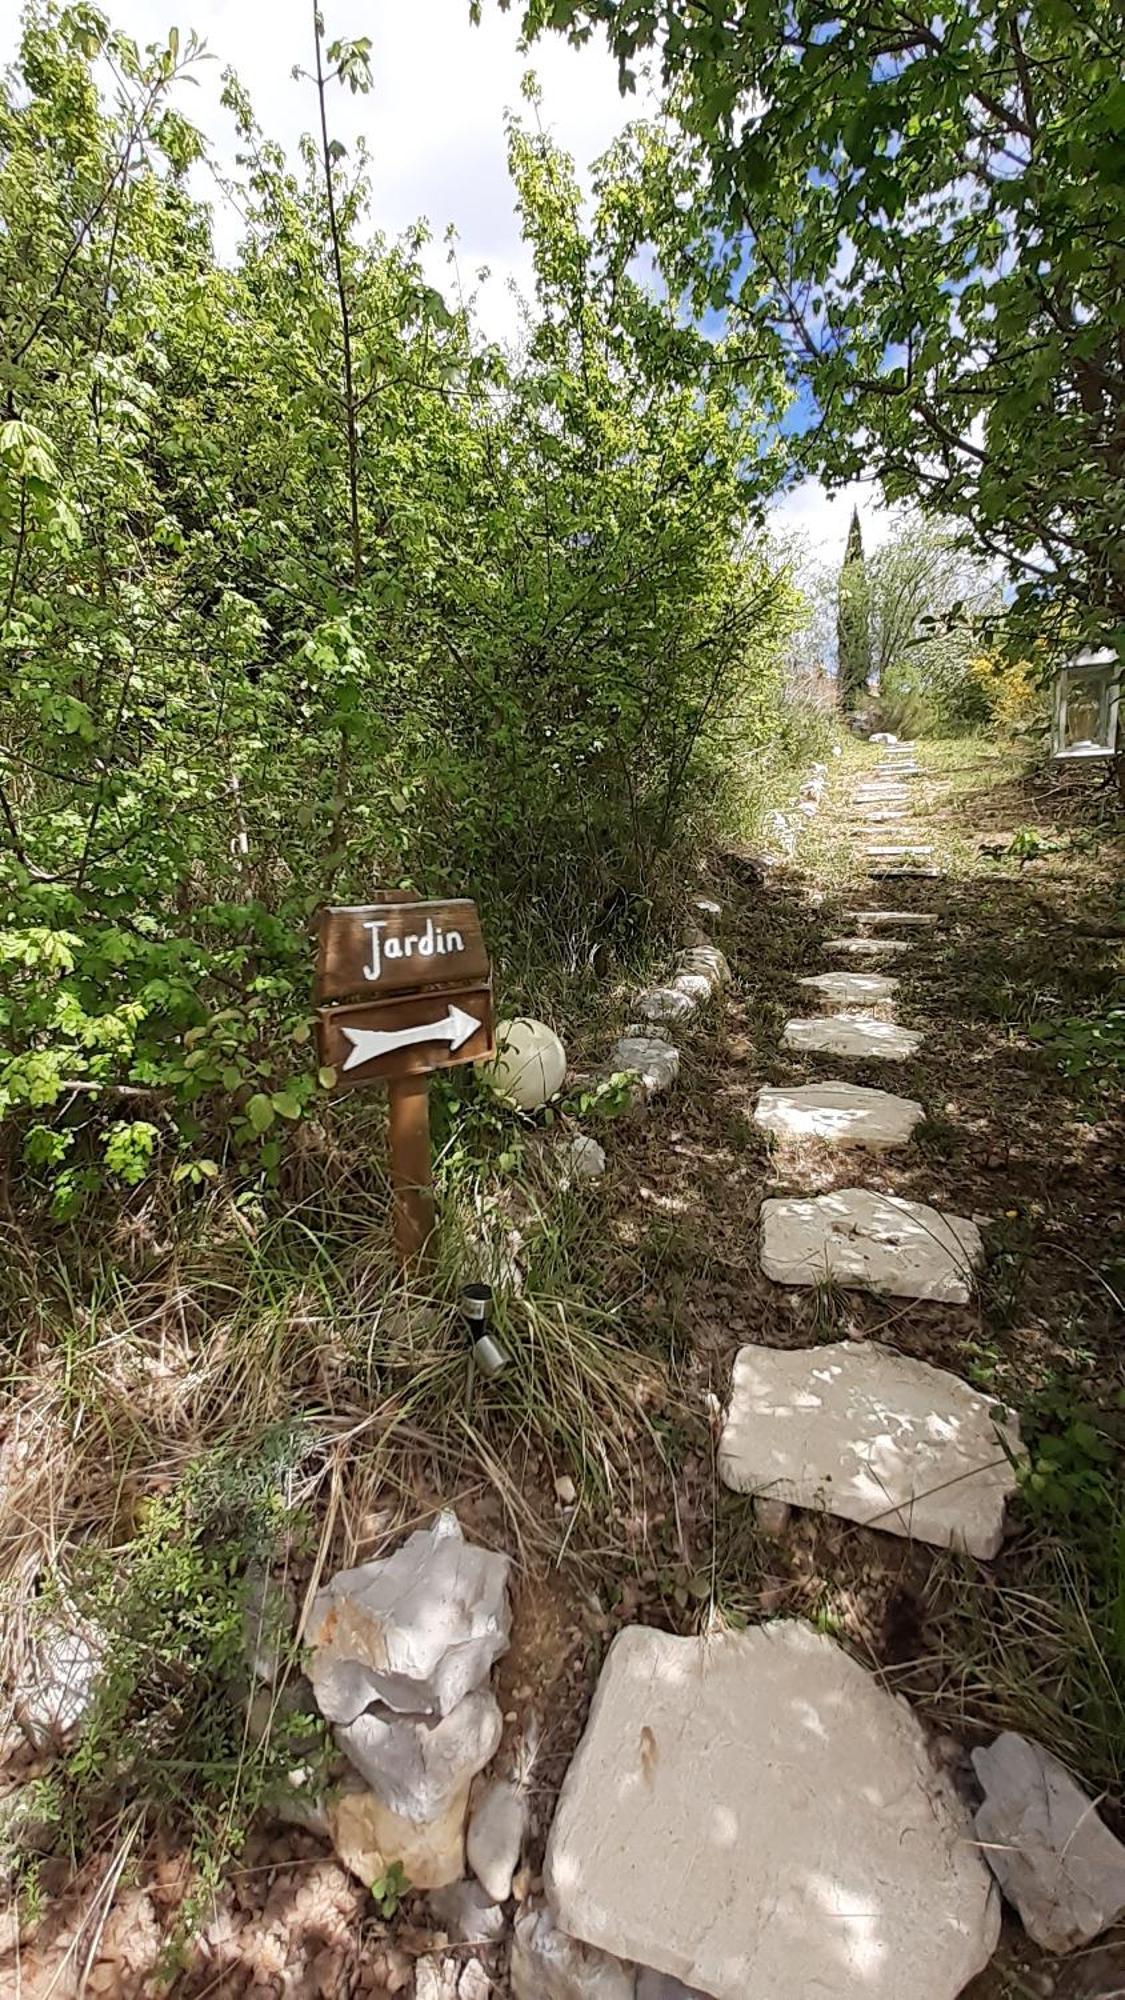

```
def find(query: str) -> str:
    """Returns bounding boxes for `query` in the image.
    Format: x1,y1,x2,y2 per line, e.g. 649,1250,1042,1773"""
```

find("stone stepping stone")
824,935,911,957
719,1340,1021,1557
798,970,898,1009
855,807,910,822
755,1079,921,1148
865,845,934,859
544,1623,1000,2000
760,1187,984,1303
850,910,938,929
783,1013,921,1060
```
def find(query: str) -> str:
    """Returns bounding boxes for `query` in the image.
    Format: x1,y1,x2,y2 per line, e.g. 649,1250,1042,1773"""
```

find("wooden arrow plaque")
318,983,494,1088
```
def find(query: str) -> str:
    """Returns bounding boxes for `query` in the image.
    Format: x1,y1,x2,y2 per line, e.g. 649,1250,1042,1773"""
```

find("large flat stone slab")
755,1080,922,1149
798,971,898,1008
544,1623,999,2000
760,1188,984,1303
719,1340,1020,1557
783,1014,922,1060
824,935,911,958
849,910,938,929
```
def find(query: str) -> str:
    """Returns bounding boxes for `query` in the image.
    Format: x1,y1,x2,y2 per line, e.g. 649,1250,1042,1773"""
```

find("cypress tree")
837,506,871,713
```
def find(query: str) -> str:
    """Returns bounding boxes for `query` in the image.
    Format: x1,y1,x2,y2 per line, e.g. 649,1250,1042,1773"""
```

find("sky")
0,0,889,567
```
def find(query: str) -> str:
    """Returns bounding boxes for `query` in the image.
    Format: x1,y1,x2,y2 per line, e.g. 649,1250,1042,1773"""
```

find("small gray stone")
336,1689,502,1821
468,1778,526,1901
511,1905,636,2000
559,1135,607,1184
608,1037,680,1098
751,1497,792,1536
430,1879,508,1945
459,1963,493,2000
415,1958,461,2000
973,1733,1125,1952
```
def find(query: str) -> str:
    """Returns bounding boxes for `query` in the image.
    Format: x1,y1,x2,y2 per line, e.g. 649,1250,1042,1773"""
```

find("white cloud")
769,476,900,568
1,0,637,342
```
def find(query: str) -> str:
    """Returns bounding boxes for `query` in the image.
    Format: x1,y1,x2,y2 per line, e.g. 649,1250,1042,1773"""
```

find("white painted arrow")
341,1004,479,1072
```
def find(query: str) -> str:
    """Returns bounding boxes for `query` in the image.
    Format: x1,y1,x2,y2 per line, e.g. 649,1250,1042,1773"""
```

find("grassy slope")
2,729,1123,1994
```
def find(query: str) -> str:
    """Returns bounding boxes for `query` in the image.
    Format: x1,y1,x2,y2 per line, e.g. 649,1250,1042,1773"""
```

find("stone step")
760,1187,983,1303
865,845,934,859
849,910,938,928
543,1622,1000,2000
798,971,898,1009
783,1014,922,1059
871,865,940,879
755,1079,922,1148
719,1339,1021,1557
824,935,911,957
780,1016,920,1064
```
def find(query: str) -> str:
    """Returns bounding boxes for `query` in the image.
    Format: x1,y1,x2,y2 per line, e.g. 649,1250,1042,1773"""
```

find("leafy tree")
836,506,870,712
505,0,1125,651
0,5,801,1215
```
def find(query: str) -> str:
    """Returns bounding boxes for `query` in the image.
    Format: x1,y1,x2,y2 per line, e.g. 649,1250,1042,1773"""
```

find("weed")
370,1859,409,1919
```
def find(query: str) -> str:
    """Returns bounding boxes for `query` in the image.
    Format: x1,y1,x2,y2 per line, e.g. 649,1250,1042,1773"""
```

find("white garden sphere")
489,1017,567,1111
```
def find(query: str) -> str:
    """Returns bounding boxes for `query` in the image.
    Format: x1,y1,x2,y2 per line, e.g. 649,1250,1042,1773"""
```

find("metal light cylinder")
460,1283,509,1378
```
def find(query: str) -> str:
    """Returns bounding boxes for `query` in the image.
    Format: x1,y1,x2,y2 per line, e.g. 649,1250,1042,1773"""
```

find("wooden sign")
317,984,494,1087
315,895,494,1271
317,899,489,1003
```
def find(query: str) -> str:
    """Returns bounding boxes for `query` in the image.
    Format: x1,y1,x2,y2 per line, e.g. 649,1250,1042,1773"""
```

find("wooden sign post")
316,898,495,1269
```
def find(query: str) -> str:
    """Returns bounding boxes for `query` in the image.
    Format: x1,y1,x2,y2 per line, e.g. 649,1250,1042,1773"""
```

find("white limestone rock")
824,936,912,958
308,1511,511,1723
797,798,818,818
468,1778,526,1902
511,1904,636,2000
558,1135,607,1185
755,1080,922,1150
678,944,730,987
544,1623,999,2000
782,1014,922,1061
608,1036,680,1098
636,1973,708,1999
329,1778,468,1891
798,972,898,1009
719,1341,1020,1557
849,910,938,929
634,984,697,1024
14,1616,104,1749
972,1733,1125,1953
336,1688,502,1821
760,1187,984,1303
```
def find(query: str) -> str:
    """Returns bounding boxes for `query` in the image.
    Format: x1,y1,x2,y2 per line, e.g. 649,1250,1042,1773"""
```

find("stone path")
536,741,1025,1999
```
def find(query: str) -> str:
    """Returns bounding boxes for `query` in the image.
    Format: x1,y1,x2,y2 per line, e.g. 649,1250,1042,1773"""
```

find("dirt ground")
3,738,1123,1997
